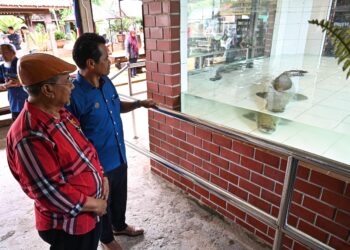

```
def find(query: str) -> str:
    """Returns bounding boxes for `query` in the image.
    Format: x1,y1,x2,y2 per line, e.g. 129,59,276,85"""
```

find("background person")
125,26,139,77
139,27,144,50
7,26,22,55
6,53,108,250
0,43,28,120
223,25,238,63
68,33,156,250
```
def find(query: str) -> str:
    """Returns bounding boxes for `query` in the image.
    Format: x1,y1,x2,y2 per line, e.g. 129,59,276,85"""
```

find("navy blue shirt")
0,58,28,113
67,72,127,173
8,33,21,50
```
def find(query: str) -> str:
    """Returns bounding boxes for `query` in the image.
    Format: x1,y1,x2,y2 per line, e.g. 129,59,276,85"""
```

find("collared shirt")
0,57,28,112
6,102,104,235
8,33,21,50
67,73,127,173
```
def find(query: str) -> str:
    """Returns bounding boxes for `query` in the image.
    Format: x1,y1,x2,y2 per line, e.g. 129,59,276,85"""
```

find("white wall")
271,0,332,56
180,0,188,92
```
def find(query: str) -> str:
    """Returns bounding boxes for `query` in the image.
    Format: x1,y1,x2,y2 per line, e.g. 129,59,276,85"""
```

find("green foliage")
111,18,131,32
35,23,45,33
32,31,49,51
54,30,66,40
0,16,24,32
110,17,142,33
309,19,350,79
92,0,105,5
58,8,73,26
70,30,77,42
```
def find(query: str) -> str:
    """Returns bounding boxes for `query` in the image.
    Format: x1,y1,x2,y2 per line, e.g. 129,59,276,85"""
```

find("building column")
143,0,181,111
74,0,95,34
24,15,33,29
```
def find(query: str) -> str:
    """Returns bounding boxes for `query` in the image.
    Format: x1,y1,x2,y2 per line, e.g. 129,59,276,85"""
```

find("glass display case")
181,0,350,164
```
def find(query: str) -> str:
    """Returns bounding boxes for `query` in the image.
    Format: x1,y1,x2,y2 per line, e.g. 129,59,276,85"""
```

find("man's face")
51,74,74,106
1,46,16,62
95,44,111,76
8,29,14,34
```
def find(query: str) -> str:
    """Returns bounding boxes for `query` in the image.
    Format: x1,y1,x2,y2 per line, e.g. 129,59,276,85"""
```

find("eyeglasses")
35,76,75,88
53,76,75,86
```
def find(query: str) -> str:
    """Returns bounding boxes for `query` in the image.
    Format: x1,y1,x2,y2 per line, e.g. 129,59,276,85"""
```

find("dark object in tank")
256,92,308,101
209,61,254,81
271,70,307,91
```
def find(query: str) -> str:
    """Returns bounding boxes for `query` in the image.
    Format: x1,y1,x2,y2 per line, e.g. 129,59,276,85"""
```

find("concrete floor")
0,82,271,250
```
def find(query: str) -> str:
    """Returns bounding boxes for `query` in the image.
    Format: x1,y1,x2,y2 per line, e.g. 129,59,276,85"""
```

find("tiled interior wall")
271,0,331,56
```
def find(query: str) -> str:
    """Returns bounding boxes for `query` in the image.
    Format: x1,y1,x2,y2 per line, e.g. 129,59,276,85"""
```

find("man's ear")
86,59,95,69
41,84,55,98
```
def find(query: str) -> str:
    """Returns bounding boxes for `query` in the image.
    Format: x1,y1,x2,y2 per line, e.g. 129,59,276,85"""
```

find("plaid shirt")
6,102,104,235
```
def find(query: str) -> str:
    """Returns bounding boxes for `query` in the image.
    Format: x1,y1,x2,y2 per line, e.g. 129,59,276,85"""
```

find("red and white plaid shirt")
6,101,104,235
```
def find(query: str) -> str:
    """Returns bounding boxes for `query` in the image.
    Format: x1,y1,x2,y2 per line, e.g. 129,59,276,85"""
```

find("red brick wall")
148,111,350,249
143,0,350,249
143,0,181,110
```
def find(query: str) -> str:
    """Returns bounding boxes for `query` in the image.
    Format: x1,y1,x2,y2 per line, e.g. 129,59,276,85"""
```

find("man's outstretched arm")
120,99,157,113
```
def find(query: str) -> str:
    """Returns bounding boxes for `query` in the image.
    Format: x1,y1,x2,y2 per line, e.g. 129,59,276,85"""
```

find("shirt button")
114,122,116,125
106,100,108,103
116,132,119,135
110,111,113,114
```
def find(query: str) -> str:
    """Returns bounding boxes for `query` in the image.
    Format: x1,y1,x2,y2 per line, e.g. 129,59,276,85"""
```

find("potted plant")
54,30,66,49
309,19,350,79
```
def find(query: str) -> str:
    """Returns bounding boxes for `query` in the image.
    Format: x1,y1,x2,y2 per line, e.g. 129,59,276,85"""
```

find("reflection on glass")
256,112,279,134
181,0,350,164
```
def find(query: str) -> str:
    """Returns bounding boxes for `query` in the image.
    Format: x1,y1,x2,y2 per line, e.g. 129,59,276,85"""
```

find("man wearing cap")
6,53,109,250
0,43,28,120
68,33,156,250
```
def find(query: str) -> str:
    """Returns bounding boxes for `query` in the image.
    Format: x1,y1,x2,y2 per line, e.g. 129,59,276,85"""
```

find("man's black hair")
72,33,106,69
8,26,14,30
0,43,16,53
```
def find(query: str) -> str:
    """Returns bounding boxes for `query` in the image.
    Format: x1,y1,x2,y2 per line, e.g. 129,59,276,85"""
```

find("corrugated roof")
0,0,71,8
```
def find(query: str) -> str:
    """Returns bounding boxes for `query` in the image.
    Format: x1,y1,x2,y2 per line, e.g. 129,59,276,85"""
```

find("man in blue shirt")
68,33,156,250
7,26,21,51
0,43,28,120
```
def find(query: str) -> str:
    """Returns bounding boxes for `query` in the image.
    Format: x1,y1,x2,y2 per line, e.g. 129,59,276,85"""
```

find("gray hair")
24,75,60,96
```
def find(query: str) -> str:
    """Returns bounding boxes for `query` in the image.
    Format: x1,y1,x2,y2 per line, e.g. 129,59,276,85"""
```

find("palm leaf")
309,19,350,79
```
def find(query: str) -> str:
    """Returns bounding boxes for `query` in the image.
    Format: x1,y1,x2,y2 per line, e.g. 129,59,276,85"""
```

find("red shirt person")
6,53,108,250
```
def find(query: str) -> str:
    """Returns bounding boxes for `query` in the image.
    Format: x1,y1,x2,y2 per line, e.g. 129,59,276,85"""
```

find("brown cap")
18,53,76,86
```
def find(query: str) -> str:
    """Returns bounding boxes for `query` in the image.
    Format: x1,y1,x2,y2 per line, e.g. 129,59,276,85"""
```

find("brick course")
144,0,181,110
147,109,350,249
